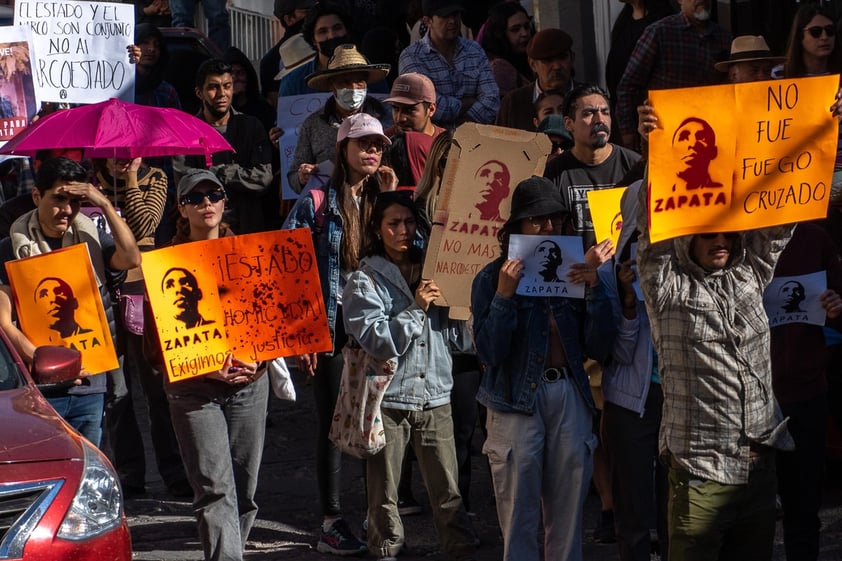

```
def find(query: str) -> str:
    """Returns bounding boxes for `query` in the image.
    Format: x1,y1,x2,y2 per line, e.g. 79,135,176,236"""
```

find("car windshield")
0,337,24,391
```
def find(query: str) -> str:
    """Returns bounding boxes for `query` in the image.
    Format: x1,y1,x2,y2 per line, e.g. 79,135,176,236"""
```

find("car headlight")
57,439,123,540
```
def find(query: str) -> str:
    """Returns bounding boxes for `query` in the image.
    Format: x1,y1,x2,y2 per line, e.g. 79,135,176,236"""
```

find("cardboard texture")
422,123,550,311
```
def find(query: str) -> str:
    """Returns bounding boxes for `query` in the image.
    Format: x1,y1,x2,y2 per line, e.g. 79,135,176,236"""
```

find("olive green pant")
668,461,777,561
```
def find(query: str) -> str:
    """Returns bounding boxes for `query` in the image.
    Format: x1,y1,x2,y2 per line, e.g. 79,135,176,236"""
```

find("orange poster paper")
647,75,838,242
142,230,331,382
586,186,627,248
5,244,118,374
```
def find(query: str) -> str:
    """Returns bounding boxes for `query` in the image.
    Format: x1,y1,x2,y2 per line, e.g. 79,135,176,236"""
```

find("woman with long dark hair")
776,4,842,78
480,2,534,97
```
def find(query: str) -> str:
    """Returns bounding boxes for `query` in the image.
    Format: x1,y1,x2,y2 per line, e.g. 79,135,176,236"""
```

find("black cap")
422,0,463,17
504,176,568,229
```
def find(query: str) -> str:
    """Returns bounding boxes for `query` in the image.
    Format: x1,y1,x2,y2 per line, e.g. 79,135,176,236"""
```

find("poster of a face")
508,234,585,298
764,271,827,327
0,26,40,144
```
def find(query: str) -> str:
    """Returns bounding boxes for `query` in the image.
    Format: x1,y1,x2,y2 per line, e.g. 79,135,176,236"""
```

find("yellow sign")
5,244,118,374
586,186,627,248
647,75,838,242
142,230,331,382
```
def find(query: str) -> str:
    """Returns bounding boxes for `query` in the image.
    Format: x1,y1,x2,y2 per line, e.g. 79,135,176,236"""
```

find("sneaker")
397,497,422,516
317,518,367,556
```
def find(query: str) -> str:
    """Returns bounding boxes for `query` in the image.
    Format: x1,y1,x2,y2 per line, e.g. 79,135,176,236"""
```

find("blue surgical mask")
335,87,367,111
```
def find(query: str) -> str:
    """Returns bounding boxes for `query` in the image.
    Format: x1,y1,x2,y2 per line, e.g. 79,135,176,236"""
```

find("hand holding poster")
586,186,626,249
764,271,827,327
142,229,332,382
15,0,134,104
647,75,838,242
5,244,118,374
508,234,586,298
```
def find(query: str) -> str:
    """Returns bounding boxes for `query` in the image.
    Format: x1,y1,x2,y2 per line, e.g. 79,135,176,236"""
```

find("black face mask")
318,36,347,59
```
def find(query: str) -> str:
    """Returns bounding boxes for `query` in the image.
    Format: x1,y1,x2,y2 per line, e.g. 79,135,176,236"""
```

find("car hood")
0,386,81,463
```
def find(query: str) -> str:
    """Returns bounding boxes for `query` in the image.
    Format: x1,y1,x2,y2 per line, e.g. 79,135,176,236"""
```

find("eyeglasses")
697,232,739,240
180,189,226,206
528,214,566,229
351,137,386,152
805,24,836,38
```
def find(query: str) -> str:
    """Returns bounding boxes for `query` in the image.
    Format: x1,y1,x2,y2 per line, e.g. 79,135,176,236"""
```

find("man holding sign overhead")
0,157,141,446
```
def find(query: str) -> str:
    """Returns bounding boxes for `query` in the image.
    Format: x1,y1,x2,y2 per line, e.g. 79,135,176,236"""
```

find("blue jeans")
166,374,268,561
169,0,230,51
48,392,105,446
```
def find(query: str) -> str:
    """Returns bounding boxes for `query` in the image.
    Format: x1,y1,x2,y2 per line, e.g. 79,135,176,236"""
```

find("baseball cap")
385,73,436,105
177,169,225,200
274,0,316,19
337,113,391,145
422,0,462,17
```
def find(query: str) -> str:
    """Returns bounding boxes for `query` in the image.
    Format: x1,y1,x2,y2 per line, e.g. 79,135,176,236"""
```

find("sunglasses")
351,137,386,152
180,189,226,206
698,232,739,240
805,24,836,38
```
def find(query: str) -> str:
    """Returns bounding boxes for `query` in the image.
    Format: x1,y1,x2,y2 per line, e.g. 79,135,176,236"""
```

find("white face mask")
335,87,367,111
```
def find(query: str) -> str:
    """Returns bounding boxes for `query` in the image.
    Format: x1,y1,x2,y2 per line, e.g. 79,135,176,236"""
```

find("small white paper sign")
764,271,827,327
508,234,585,298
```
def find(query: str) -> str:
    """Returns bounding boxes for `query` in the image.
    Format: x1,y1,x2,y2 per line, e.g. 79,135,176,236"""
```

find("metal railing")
192,4,278,69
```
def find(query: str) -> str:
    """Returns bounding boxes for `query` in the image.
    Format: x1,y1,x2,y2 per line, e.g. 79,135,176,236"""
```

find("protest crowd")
4,0,842,560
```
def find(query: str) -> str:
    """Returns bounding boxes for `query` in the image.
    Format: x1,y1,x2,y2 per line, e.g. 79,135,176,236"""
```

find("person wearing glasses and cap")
471,176,614,561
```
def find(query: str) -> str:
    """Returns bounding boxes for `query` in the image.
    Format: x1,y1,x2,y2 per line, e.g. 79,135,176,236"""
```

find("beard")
203,99,229,120
694,8,711,21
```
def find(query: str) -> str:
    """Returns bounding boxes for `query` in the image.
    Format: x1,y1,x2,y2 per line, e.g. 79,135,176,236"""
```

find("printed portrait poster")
587,186,626,249
142,230,331,382
5,244,118,374
0,26,40,145
15,0,135,104
764,271,827,327
422,123,551,311
647,75,838,242
508,234,586,298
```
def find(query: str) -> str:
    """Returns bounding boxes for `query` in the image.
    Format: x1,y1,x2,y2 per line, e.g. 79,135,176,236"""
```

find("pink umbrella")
0,98,233,166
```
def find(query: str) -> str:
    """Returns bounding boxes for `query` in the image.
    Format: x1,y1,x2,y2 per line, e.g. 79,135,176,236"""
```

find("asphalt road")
119,371,842,561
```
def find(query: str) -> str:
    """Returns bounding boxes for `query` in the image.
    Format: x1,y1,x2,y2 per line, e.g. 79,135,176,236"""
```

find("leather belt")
542,366,569,382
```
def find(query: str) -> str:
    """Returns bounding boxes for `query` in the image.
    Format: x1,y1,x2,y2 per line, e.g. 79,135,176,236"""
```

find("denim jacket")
472,256,615,415
285,182,343,350
343,255,472,411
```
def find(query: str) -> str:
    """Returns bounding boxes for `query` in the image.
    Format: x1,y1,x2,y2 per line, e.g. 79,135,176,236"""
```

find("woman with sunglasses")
471,176,614,561
342,190,478,561
146,168,268,561
286,112,397,556
775,4,842,78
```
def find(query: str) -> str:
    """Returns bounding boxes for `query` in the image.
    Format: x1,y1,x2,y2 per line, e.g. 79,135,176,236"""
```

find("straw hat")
274,34,317,81
305,44,390,92
714,35,785,72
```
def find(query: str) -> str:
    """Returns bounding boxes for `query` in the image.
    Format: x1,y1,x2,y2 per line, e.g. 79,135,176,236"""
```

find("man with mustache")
616,0,731,152
544,84,640,251
497,28,580,132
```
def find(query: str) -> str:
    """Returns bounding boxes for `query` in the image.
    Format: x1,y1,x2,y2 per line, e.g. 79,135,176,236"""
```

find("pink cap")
385,73,436,105
337,113,391,145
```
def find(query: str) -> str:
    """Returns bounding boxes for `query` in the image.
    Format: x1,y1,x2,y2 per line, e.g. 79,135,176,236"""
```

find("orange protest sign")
142,230,331,382
5,244,118,374
586,186,626,248
647,75,838,242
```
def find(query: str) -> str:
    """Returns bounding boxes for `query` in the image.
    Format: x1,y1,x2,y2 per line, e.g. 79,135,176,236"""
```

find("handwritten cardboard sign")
587,186,626,249
142,230,331,382
764,271,827,327
508,234,586,298
647,75,838,242
422,123,550,312
277,93,331,200
0,26,40,145
5,244,118,374
14,0,134,103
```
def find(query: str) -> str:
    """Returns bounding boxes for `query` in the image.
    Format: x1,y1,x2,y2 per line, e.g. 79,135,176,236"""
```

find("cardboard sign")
587,186,626,248
508,234,586,298
5,244,118,374
142,230,331,382
764,271,827,327
422,123,551,310
0,26,40,145
647,75,838,242
14,0,135,103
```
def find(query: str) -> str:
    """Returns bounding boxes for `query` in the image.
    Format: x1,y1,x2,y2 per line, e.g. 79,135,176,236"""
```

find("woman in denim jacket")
285,113,397,555
471,177,614,561
343,191,478,561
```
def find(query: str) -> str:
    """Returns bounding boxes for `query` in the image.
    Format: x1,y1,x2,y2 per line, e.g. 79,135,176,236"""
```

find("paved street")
122,370,842,561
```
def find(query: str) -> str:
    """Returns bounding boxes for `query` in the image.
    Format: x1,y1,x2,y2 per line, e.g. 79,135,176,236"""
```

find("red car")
0,338,131,560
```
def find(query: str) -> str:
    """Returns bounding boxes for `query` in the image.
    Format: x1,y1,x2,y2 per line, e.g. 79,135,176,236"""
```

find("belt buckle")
542,367,563,382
